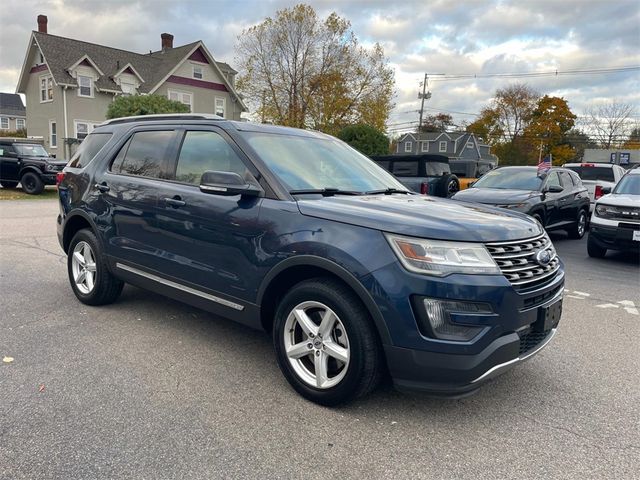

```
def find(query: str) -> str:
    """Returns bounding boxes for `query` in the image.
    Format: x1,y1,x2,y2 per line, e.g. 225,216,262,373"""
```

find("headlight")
386,234,500,276
595,204,619,218
45,163,57,172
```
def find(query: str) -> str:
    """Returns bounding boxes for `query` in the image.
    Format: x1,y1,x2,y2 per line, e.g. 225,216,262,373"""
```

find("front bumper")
589,223,640,252
364,260,564,396
41,173,58,185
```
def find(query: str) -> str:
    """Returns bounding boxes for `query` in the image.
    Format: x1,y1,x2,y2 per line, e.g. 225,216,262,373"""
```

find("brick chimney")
161,33,173,51
37,15,48,34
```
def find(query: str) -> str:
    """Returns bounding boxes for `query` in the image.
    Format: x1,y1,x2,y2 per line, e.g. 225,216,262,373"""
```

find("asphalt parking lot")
1,198,639,480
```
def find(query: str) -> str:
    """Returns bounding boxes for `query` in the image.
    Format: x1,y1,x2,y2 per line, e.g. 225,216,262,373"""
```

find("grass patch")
0,186,59,200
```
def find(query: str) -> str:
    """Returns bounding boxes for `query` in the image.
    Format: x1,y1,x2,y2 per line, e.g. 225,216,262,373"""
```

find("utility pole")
418,73,430,134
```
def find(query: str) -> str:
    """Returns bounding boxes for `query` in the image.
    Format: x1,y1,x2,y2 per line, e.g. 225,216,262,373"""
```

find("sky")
1,0,639,136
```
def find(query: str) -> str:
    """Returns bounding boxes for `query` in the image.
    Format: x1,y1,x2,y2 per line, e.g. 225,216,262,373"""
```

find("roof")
17,32,244,109
0,93,26,116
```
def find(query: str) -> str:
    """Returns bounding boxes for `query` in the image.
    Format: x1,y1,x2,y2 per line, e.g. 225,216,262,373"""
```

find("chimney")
161,33,173,51
37,14,48,34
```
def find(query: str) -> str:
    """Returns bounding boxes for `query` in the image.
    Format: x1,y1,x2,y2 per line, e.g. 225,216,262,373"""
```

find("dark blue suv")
57,114,564,405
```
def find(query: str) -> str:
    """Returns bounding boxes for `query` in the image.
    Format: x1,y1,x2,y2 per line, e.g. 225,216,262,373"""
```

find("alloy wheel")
283,301,350,389
71,241,97,294
578,212,586,237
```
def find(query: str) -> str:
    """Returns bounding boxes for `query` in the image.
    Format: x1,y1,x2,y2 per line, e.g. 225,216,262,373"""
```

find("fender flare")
18,166,43,179
257,255,392,345
62,209,104,252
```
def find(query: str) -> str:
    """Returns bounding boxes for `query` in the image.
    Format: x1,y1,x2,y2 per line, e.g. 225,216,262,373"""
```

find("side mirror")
601,186,612,195
544,184,564,193
199,170,262,197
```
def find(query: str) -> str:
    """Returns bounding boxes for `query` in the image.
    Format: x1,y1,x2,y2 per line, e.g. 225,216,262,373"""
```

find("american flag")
537,154,552,176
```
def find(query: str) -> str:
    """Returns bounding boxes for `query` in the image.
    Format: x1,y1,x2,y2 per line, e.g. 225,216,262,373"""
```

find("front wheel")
273,278,382,406
20,172,44,195
568,209,588,239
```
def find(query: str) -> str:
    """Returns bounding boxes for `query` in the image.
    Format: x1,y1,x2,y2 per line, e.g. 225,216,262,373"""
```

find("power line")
430,65,640,82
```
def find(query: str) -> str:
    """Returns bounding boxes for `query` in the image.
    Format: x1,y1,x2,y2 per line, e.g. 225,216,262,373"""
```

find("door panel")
542,172,562,226
0,145,19,181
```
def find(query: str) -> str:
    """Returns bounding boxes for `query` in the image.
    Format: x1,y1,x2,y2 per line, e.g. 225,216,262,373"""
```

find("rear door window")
110,130,175,179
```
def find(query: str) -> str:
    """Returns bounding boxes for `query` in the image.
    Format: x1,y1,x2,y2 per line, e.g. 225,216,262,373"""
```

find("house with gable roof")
395,131,498,177
16,15,247,157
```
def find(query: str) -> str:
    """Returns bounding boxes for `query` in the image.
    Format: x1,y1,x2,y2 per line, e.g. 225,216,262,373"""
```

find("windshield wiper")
289,188,362,196
363,188,412,195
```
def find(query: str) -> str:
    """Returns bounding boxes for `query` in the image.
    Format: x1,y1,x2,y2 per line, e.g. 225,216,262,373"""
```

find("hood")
452,188,539,205
297,194,541,242
22,156,66,166
597,193,640,206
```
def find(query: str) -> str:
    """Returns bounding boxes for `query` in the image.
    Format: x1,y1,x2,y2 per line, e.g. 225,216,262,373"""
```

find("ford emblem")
535,249,552,266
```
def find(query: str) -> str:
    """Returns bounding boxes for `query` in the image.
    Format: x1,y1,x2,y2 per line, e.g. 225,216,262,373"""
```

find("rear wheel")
67,229,124,305
568,209,588,239
439,174,460,198
20,172,44,195
0,181,18,189
273,278,382,406
587,234,607,258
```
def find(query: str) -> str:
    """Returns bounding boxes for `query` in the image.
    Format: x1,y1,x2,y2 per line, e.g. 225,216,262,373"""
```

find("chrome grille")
485,233,560,290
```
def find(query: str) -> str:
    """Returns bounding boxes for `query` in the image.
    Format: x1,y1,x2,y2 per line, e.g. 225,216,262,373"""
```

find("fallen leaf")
2,356,14,363
38,384,45,393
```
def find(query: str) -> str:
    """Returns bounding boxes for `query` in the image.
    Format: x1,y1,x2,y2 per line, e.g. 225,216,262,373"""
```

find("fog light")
422,299,491,341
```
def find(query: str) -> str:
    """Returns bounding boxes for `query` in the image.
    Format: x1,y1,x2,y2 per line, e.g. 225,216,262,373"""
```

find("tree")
565,129,597,160
524,96,577,163
419,113,453,132
622,127,640,149
337,124,389,156
235,4,395,135
583,102,635,149
467,108,505,146
106,94,189,119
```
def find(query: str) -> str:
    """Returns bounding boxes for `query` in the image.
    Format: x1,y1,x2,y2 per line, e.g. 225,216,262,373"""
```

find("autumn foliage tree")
419,113,454,132
524,95,577,164
235,4,395,135
106,94,189,119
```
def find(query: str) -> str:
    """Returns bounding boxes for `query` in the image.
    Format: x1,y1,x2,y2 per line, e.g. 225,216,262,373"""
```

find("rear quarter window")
392,161,419,176
68,132,112,168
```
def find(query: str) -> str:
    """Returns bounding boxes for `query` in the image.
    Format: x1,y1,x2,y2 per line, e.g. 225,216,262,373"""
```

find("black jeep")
0,139,66,194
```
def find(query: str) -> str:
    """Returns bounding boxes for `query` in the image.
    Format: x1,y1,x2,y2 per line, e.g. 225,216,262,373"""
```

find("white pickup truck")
563,163,626,213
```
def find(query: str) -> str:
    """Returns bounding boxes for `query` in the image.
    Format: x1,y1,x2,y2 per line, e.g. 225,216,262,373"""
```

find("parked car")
57,114,564,406
449,158,496,190
563,162,626,213
0,138,66,194
588,166,640,257
370,154,459,197
452,166,590,239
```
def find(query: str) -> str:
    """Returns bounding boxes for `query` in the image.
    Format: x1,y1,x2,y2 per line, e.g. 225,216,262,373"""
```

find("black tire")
0,181,18,189
568,209,588,239
20,172,44,195
587,234,607,258
273,278,382,406
439,174,460,198
532,212,545,228
67,229,124,305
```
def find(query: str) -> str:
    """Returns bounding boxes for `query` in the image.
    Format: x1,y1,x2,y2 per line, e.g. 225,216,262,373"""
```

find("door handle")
164,196,186,208
94,182,110,193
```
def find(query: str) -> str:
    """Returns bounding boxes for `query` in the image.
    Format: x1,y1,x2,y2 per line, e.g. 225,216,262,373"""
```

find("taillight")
420,182,429,195
594,185,603,199
56,172,65,185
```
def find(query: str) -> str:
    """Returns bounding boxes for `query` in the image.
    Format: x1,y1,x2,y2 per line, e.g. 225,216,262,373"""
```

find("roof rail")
100,113,224,126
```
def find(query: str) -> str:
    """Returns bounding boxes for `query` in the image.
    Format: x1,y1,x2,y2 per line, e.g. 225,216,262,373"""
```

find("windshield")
564,166,614,182
472,168,543,190
14,144,49,157
613,174,640,195
243,132,407,192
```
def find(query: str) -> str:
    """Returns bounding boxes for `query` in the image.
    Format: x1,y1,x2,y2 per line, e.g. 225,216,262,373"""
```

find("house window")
439,141,447,152
0,117,8,129
404,141,412,153
49,121,57,148
38,52,45,64
120,82,136,95
40,75,53,102
215,97,226,118
74,121,99,140
421,142,428,152
466,141,474,149
16,118,25,130
78,75,93,97
193,65,203,80
168,90,192,112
